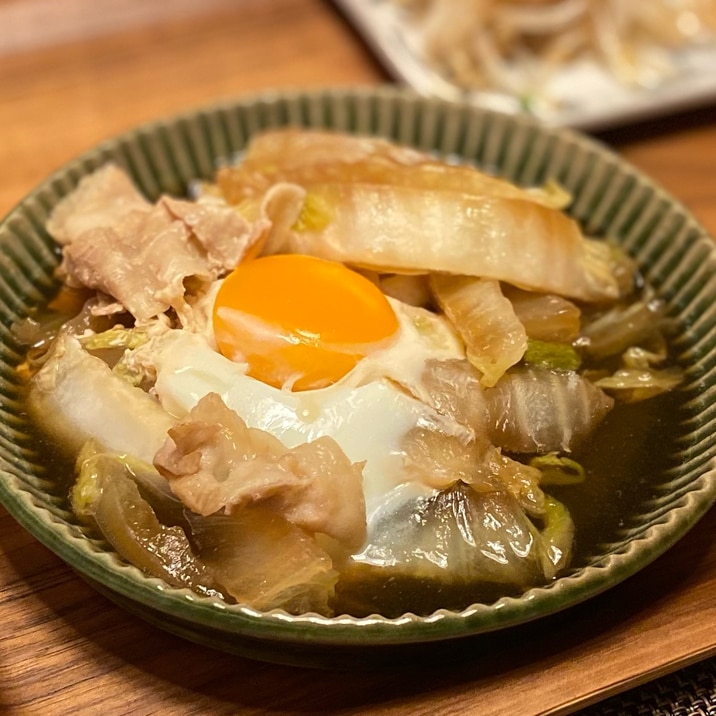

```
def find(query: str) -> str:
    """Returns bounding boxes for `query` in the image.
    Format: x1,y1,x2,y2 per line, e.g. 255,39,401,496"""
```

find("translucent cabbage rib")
503,285,581,343
430,274,527,387
185,509,338,616
219,128,568,208
286,183,618,303
219,129,620,303
28,332,175,463
343,479,575,616
352,481,547,588
484,366,615,454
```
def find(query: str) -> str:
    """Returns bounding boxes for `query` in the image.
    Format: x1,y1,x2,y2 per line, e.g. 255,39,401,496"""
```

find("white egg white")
343,297,466,398
150,297,468,513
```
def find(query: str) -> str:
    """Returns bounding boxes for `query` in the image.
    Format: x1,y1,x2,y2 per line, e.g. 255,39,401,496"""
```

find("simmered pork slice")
154,393,367,551
46,164,150,245
61,207,209,321
46,165,266,321
160,196,263,272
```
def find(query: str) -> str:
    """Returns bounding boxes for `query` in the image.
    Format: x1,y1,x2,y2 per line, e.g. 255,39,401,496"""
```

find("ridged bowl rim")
1,86,715,664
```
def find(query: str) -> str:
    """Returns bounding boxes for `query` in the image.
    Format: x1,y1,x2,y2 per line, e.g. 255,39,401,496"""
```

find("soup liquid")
332,392,680,617
27,388,680,618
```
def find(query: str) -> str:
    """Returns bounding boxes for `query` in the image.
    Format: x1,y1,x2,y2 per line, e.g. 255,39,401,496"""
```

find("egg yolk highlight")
212,254,400,391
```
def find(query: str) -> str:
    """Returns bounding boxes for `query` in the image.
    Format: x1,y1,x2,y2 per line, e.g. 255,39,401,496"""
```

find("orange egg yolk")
212,254,400,391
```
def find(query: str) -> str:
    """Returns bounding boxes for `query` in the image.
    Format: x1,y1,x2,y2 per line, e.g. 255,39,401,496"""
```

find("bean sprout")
392,0,716,100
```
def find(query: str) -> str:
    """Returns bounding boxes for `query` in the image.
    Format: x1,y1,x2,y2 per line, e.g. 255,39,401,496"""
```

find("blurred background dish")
333,0,716,130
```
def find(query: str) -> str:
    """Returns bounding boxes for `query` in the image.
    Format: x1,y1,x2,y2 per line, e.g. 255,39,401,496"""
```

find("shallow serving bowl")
1,87,716,668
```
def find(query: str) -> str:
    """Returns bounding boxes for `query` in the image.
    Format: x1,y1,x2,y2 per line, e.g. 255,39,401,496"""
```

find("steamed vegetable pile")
19,129,682,617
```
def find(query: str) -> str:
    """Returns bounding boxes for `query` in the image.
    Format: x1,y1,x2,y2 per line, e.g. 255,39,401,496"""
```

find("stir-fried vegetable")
390,0,716,102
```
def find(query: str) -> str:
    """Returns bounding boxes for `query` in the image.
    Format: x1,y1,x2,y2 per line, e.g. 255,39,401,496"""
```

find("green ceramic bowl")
1,87,715,668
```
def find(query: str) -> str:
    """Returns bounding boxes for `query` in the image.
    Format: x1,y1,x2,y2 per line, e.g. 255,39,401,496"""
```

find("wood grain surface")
2,1,716,714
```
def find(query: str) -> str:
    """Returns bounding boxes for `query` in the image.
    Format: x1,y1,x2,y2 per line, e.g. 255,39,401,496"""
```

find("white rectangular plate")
334,0,716,131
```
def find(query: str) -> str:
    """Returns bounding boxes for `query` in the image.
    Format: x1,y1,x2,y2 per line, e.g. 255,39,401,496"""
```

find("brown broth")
552,390,681,565
331,392,680,617
21,372,682,618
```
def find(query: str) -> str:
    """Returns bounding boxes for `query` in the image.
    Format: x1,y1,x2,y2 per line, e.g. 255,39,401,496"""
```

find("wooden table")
2,1,716,714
